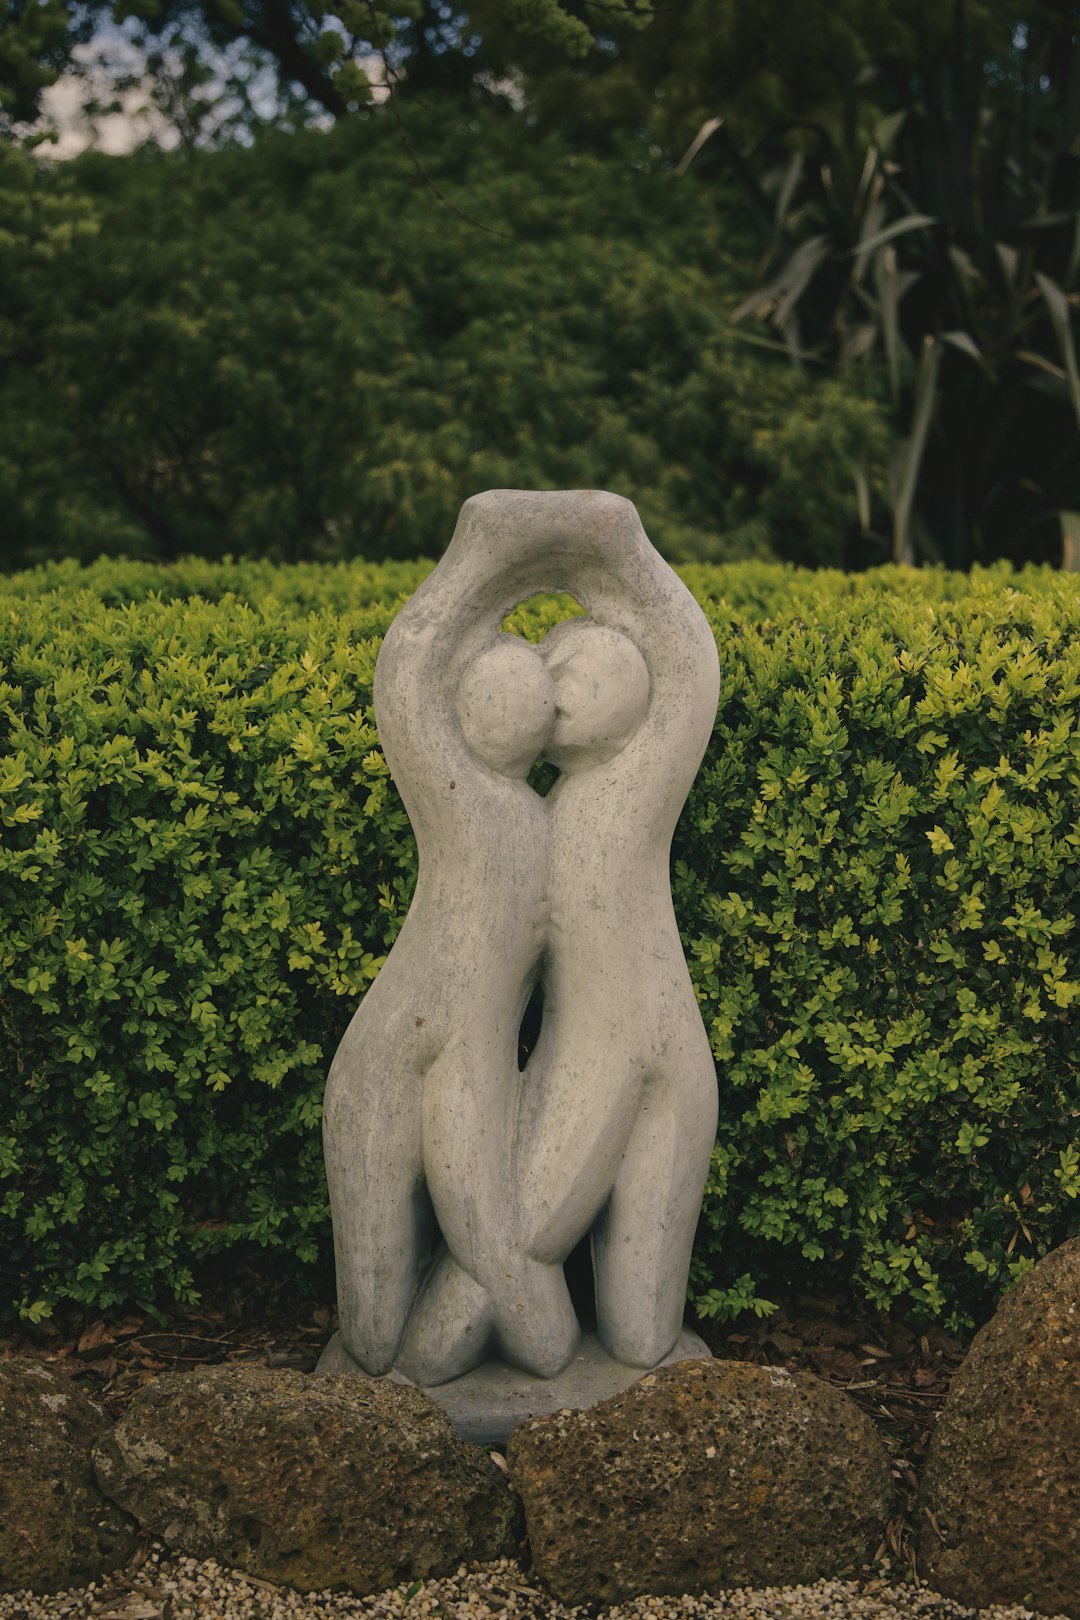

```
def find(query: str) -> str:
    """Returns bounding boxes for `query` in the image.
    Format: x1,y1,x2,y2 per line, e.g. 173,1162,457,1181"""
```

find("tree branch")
204,0,349,119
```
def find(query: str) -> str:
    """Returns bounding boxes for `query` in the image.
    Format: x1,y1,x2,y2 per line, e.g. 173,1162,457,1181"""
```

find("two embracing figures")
324,490,720,1387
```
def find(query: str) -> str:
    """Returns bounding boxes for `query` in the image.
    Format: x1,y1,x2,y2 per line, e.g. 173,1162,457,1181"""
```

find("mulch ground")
1,1288,967,1585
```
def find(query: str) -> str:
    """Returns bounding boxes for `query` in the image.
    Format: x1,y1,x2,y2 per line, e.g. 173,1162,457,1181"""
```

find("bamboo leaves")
1035,271,1080,429
716,0,1080,566
892,337,942,567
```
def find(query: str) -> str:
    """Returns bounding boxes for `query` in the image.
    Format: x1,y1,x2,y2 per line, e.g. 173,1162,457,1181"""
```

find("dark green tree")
0,100,887,568
0,0,79,136
6,0,654,134
462,0,1028,154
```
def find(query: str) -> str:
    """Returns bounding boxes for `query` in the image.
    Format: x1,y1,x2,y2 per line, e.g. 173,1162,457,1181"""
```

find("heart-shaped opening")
501,592,586,643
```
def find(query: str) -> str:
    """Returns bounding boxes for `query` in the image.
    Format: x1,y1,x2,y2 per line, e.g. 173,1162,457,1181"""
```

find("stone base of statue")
315,1330,712,1447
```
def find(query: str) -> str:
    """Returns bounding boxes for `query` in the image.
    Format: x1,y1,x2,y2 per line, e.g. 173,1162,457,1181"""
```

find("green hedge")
3,551,1064,615
2,559,1078,1330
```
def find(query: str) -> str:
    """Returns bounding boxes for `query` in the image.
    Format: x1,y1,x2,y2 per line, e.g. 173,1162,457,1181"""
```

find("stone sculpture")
322,489,720,1402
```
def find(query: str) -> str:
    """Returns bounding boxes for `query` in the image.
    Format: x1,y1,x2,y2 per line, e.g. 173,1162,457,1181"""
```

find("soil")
0,1288,967,1585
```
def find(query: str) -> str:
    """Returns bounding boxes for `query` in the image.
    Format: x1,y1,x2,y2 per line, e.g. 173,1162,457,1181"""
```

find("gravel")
0,1548,1070,1620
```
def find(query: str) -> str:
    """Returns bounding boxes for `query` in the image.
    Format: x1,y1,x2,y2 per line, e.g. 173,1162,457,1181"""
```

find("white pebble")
0,1550,1070,1620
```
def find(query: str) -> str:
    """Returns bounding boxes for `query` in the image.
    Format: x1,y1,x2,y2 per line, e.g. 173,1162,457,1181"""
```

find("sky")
36,40,177,158
30,30,391,159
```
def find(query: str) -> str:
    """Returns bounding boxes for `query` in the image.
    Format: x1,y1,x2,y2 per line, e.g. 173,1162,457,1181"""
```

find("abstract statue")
322,490,720,1402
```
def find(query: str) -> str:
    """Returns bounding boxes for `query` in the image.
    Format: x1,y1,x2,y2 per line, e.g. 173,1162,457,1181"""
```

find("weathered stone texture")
92,1364,519,1593
325,490,722,1392
506,1356,893,1605
0,1358,137,1593
918,1236,1080,1618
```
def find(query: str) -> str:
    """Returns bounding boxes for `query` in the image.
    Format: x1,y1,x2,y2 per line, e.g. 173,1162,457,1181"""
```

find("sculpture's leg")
591,1058,717,1368
421,1030,581,1379
323,1042,432,1375
488,1256,580,1376
517,1043,646,1266
399,1250,579,1383
396,1250,494,1386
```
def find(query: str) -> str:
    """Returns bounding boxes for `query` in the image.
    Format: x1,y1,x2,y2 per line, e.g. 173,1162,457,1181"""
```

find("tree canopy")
3,0,1078,571
0,98,887,568
4,0,654,137
11,0,1078,152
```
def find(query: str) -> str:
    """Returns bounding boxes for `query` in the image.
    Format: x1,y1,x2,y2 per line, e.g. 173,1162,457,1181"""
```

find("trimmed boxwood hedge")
1,558,1078,1329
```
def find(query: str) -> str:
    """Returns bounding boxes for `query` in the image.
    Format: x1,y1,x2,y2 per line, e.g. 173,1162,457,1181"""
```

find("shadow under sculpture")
320,490,721,1426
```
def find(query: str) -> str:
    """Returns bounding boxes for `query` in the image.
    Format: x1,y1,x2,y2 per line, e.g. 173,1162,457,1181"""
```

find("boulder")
506,1356,893,1605
91,1363,518,1593
918,1237,1080,1617
0,1358,137,1593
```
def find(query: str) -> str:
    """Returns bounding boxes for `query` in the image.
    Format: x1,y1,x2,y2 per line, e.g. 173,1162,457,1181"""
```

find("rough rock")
918,1236,1080,1617
318,1326,712,1446
0,1358,137,1593
91,1364,519,1594
506,1356,893,1605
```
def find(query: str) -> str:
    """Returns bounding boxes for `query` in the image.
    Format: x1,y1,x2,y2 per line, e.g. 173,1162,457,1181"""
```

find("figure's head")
540,620,650,772
456,636,555,778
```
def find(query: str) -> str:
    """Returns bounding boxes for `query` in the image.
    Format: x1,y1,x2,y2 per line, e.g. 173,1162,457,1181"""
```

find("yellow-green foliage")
0,583,416,1322
684,569,1080,1328
2,559,1078,1328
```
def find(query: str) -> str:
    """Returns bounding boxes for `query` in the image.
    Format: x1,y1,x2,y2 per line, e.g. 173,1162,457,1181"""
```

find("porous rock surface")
0,1358,137,1593
506,1356,894,1605
918,1236,1080,1618
91,1363,518,1593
